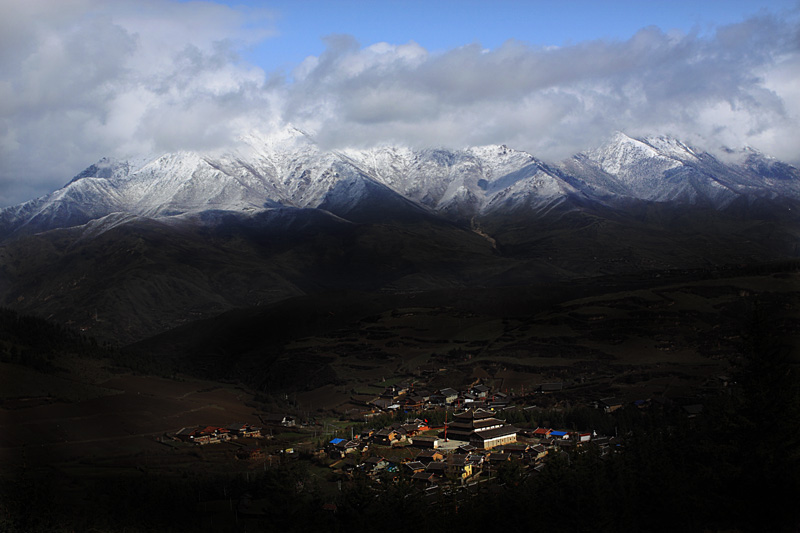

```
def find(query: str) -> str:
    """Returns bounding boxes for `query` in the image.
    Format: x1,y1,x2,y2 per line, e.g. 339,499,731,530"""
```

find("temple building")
444,409,507,441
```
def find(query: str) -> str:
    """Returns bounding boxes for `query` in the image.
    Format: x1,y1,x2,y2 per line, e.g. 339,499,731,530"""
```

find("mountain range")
1,130,798,342
3,130,800,237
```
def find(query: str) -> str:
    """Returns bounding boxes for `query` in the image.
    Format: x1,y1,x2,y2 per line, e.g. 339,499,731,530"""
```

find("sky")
1,0,799,207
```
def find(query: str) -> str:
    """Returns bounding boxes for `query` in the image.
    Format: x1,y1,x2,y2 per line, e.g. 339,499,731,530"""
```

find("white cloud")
286,17,800,163
0,1,798,206
0,0,278,206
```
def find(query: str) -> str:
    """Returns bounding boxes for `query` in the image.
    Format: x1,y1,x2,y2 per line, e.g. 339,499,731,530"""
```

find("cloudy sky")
1,0,799,206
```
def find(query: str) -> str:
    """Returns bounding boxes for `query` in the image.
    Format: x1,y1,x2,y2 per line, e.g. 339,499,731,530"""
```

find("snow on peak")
589,133,680,178
2,130,798,240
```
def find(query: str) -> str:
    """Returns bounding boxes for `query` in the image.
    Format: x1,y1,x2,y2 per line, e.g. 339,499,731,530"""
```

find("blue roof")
550,430,568,437
329,438,345,445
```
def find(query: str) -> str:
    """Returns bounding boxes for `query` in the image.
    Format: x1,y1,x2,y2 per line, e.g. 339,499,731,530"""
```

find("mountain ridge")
2,130,798,240
1,130,799,342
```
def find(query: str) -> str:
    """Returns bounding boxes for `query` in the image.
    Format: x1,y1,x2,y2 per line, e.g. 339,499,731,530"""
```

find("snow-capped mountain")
2,129,799,343
561,133,800,206
1,129,799,240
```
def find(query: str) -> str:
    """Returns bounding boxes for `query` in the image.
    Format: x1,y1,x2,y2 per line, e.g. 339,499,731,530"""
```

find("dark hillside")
0,308,109,373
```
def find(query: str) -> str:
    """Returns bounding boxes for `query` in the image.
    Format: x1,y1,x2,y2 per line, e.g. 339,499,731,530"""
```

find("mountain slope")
1,130,799,342
5,130,798,241
560,133,800,206
0,207,514,342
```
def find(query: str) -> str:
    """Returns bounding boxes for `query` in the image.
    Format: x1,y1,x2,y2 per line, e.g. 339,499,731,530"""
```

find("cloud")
0,1,798,206
0,0,277,206
287,16,800,164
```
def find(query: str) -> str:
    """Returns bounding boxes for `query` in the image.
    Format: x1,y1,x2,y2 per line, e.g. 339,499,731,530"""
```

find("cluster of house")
327,409,519,454
329,445,515,485
352,380,576,420
325,408,617,486
174,423,262,445
355,382,517,415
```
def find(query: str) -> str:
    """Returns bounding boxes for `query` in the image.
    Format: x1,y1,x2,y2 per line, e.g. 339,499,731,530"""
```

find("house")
499,443,529,455
555,439,575,450
192,432,213,445
472,384,490,398
454,444,476,454
373,428,399,445
416,450,444,464
591,435,611,450
600,398,624,413
549,430,569,439
488,399,510,410
487,452,512,465
428,393,446,406
327,437,348,458
180,426,230,444
225,424,244,438
532,427,552,439
379,386,399,400
411,471,437,485
330,456,359,474
438,388,459,404
470,425,518,450
531,444,548,461
465,454,485,468
344,440,364,453
227,423,262,438
371,398,395,411
363,456,389,472
425,461,448,478
402,420,429,435
411,436,439,448
403,461,426,475
415,390,433,401
175,427,200,443
446,455,473,480
262,414,296,427
400,396,425,411
243,425,262,438
213,427,232,442
461,392,478,404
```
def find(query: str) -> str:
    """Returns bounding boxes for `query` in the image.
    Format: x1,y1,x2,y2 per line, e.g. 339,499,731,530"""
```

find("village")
170,380,640,495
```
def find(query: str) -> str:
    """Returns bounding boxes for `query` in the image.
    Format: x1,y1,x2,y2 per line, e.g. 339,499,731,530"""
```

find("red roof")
533,427,552,435
199,426,228,435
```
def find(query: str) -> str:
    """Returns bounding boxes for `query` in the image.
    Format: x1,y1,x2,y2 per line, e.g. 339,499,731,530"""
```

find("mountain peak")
2,132,799,241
